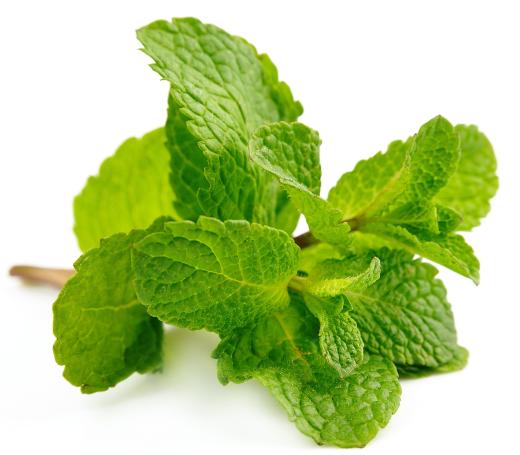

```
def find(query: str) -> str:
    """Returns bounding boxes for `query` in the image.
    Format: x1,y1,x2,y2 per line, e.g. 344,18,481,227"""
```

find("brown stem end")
9,265,75,288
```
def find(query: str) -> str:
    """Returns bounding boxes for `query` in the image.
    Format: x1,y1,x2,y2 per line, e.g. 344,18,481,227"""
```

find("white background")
1,0,519,453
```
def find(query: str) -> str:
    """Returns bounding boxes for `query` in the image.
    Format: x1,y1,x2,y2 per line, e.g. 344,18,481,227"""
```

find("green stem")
288,276,306,293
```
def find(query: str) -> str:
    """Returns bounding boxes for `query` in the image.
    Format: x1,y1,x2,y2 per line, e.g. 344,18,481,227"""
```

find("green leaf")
347,249,466,369
375,201,439,233
138,18,302,228
214,295,401,448
250,121,351,246
328,116,460,223
296,254,379,377
434,125,498,230
250,122,321,194
328,138,411,220
132,217,299,335
305,255,381,296
392,115,460,205
397,346,469,378
304,294,364,377
297,243,342,275
53,218,168,393
74,128,177,252
361,223,479,283
436,205,463,234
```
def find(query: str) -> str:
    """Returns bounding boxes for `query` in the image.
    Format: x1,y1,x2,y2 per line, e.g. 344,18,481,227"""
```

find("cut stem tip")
9,265,75,288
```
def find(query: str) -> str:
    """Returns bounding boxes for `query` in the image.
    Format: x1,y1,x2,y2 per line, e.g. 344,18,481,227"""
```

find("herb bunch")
47,18,498,448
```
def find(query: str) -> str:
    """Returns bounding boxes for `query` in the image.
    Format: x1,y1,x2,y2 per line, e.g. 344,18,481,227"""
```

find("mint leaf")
436,205,463,234
138,18,302,228
391,115,460,205
347,249,466,369
250,121,351,245
328,138,411,220
362,224,480,283
434,125,498,230
298,243,342,274
397,346,469,378
74,128,176,252
328,116,459,221
303,294,364,377
305,255,381,296
214,295,401,448
53,218,168,393
250,122,321,195
132,217,299,335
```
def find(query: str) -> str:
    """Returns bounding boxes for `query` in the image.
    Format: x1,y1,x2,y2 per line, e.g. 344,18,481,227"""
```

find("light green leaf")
397,346,468,378
328,116,460,225
436,205,463,234
434,125,498,230
361,223,479,283
305,255,381,296
375,201,439,233
138,18,302,228
250,121,321,195
214,295,401,448
53,218,168,393
304,294,364,377
328,138,411,220
133,217,299,335
392,115,460,205
348,249,467,369
250,121,350,246
74,128,176,252
297,243,342,275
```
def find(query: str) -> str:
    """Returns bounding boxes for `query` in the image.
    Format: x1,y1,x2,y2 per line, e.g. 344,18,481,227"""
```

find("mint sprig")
13,17,498,448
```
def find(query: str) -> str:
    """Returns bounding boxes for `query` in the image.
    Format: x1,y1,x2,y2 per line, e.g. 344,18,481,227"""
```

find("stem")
293,231,319,249
9,265,75,288
288,276,306,292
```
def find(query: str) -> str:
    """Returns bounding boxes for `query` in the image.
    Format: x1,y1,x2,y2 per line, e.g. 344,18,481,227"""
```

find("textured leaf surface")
397,346,468,378
53,219,167,393
250,121,322,195
392,116,459,205
138,18,302,227
304,294,364,377
361,224,480,283
305,255,381,296
74,128,176,252
328,138,411,220
298,243,342,274
214,295,400,448
328,116,459,225
133,217,299,335
435,125,498,230
250,121,350,246
348,249,465,368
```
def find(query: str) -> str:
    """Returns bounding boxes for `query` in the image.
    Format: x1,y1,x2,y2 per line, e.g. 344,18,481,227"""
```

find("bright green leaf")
74,128,176,252
138,18,302,228
133,217,299,335
397,346,469,378
328,138,411,220
53,218,168,393
434,125,498,230
348,249,467,369
214,295,400,448
305,255,381,296
361,223,479,283
392,115,460,205
250,121,351,246
304,294,364,377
